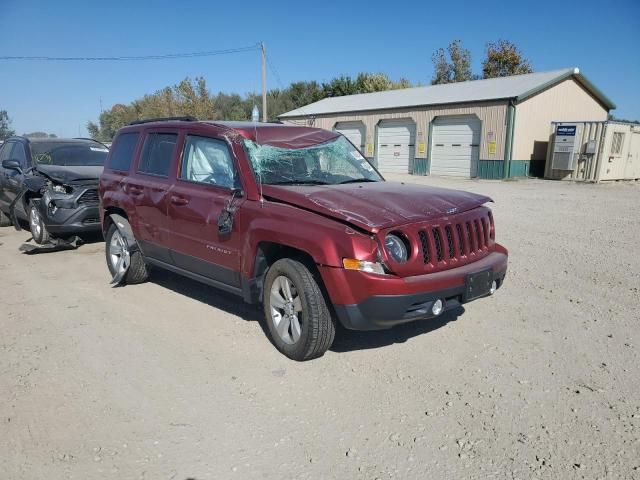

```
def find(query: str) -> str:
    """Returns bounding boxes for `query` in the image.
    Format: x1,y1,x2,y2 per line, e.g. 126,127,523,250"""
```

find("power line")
265,54,285,90
265,52,314,125
0,44,261,61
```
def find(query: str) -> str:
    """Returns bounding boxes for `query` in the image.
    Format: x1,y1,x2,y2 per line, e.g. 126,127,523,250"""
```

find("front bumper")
36,188,101,236
321,247,508,330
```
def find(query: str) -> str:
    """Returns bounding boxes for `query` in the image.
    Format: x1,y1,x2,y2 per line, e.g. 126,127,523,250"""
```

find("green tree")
448,40,472,82
482,40,533,78
86,73,415,139
431,48,450,84
0,110,15,141
322,75,359,97
87,77,217,140
431,40,472,84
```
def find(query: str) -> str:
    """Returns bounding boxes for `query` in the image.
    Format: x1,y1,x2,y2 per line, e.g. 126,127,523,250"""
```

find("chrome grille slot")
445,225,455,259
418,231,430,264
466,222,474,251
456,224,465,256
432,228,443,262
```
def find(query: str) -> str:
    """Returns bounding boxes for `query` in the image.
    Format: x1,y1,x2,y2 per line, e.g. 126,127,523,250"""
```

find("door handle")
170,195,189,206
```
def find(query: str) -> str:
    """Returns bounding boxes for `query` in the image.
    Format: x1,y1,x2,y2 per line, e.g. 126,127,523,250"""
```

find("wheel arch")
249,241,323,305
102,206,129,236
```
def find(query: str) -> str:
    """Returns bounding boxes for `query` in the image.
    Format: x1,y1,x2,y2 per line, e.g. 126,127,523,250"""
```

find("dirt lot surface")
1,176,639,480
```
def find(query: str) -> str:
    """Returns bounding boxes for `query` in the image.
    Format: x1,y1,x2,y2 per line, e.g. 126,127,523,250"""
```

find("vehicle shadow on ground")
330,306,464,352
148,268,268,332
150,267,464,353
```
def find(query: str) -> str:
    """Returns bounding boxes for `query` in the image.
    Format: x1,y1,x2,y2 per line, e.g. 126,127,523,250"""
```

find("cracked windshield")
244,135,383,185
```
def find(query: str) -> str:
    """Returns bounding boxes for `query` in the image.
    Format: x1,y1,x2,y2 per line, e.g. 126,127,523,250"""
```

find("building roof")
279,68,615,118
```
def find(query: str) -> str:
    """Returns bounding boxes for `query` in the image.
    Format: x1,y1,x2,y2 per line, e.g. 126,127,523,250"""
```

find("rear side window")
109,133,139,171
138,133,177,177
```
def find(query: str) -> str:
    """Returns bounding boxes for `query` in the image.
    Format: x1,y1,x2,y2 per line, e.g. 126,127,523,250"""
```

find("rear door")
166,134,244,288
128,130,181,263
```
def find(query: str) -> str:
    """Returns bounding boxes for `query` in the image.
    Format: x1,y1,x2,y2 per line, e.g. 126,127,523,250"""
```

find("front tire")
105,223,148,285
29,201,50,244
263,258,335,361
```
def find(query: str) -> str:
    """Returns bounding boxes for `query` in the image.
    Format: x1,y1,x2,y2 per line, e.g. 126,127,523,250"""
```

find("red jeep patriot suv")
99,118,508,361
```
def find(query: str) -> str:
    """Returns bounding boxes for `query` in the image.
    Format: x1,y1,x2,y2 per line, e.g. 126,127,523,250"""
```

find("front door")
167,134,243,287
1,142,29,218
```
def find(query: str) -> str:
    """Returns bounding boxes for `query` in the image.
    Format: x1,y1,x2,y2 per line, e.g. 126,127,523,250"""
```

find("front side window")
138,133,178,177
0,142,14,162
180,135,238,189
243,135,382,186
10,143,27,166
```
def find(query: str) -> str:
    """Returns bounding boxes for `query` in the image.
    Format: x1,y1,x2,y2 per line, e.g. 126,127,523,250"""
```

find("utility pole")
261,42,267,122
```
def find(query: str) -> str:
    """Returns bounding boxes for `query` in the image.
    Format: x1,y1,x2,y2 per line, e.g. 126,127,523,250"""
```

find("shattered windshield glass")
243,136,383,185
31,142,108,167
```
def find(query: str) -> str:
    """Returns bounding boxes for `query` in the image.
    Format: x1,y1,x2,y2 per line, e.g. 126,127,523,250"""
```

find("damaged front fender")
9,175,47,231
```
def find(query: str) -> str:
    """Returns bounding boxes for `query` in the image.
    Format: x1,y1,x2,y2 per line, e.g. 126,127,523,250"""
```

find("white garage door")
376,119,416,174
334,121,365,152
430,116,481,177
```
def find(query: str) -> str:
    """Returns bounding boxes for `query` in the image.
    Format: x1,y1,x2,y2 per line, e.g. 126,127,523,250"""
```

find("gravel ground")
1,176,639,480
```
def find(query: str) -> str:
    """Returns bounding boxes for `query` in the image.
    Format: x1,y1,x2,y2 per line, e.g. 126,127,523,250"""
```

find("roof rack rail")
73,137,109,146
128,116,198,125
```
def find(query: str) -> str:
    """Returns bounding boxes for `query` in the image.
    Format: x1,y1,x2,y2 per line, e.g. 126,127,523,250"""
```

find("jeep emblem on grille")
446,207,458,214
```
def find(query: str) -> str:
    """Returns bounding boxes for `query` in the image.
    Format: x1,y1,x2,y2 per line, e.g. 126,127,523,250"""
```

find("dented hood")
35,165,103,184
262,181,492,232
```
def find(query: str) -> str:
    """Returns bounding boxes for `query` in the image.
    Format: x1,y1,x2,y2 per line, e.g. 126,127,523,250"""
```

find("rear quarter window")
109,132,140,172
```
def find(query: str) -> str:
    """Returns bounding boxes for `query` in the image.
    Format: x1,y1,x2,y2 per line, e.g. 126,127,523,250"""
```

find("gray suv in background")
0,137,108,244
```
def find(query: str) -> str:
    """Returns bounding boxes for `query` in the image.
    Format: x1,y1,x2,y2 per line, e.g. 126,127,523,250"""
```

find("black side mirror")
217,209,233,235
2,159,23,173
217,188,243,235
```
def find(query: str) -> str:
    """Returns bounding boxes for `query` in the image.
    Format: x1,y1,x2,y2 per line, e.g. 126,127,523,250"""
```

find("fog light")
490,280,497,295
432,299,444,316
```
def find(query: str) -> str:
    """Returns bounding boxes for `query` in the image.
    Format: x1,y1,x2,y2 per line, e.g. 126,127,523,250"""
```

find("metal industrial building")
279,68,616,179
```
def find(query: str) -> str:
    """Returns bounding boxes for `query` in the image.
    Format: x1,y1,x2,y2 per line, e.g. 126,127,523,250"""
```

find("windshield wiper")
269,180,330,186
337,178,379,184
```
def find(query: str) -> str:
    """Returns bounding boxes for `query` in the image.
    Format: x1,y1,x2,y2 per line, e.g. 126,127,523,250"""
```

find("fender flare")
108,213,139,254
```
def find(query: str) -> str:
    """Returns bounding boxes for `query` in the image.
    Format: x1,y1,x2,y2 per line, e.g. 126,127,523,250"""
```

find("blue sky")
1,0,638,137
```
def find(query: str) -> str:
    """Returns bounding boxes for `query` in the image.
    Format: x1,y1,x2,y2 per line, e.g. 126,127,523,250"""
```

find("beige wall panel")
513,79,608,161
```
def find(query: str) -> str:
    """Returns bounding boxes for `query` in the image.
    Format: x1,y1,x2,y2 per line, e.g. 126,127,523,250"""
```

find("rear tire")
0,210,11,227
29,201,50,244
263,258,335,361
105,223,148,285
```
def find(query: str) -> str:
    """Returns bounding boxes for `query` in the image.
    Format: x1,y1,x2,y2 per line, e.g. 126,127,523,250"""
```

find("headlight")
51,184,70,194
384,233,408,263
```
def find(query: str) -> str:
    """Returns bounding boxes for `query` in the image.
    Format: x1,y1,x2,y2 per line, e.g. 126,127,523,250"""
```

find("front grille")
416,209,492,268
77,189,99,205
